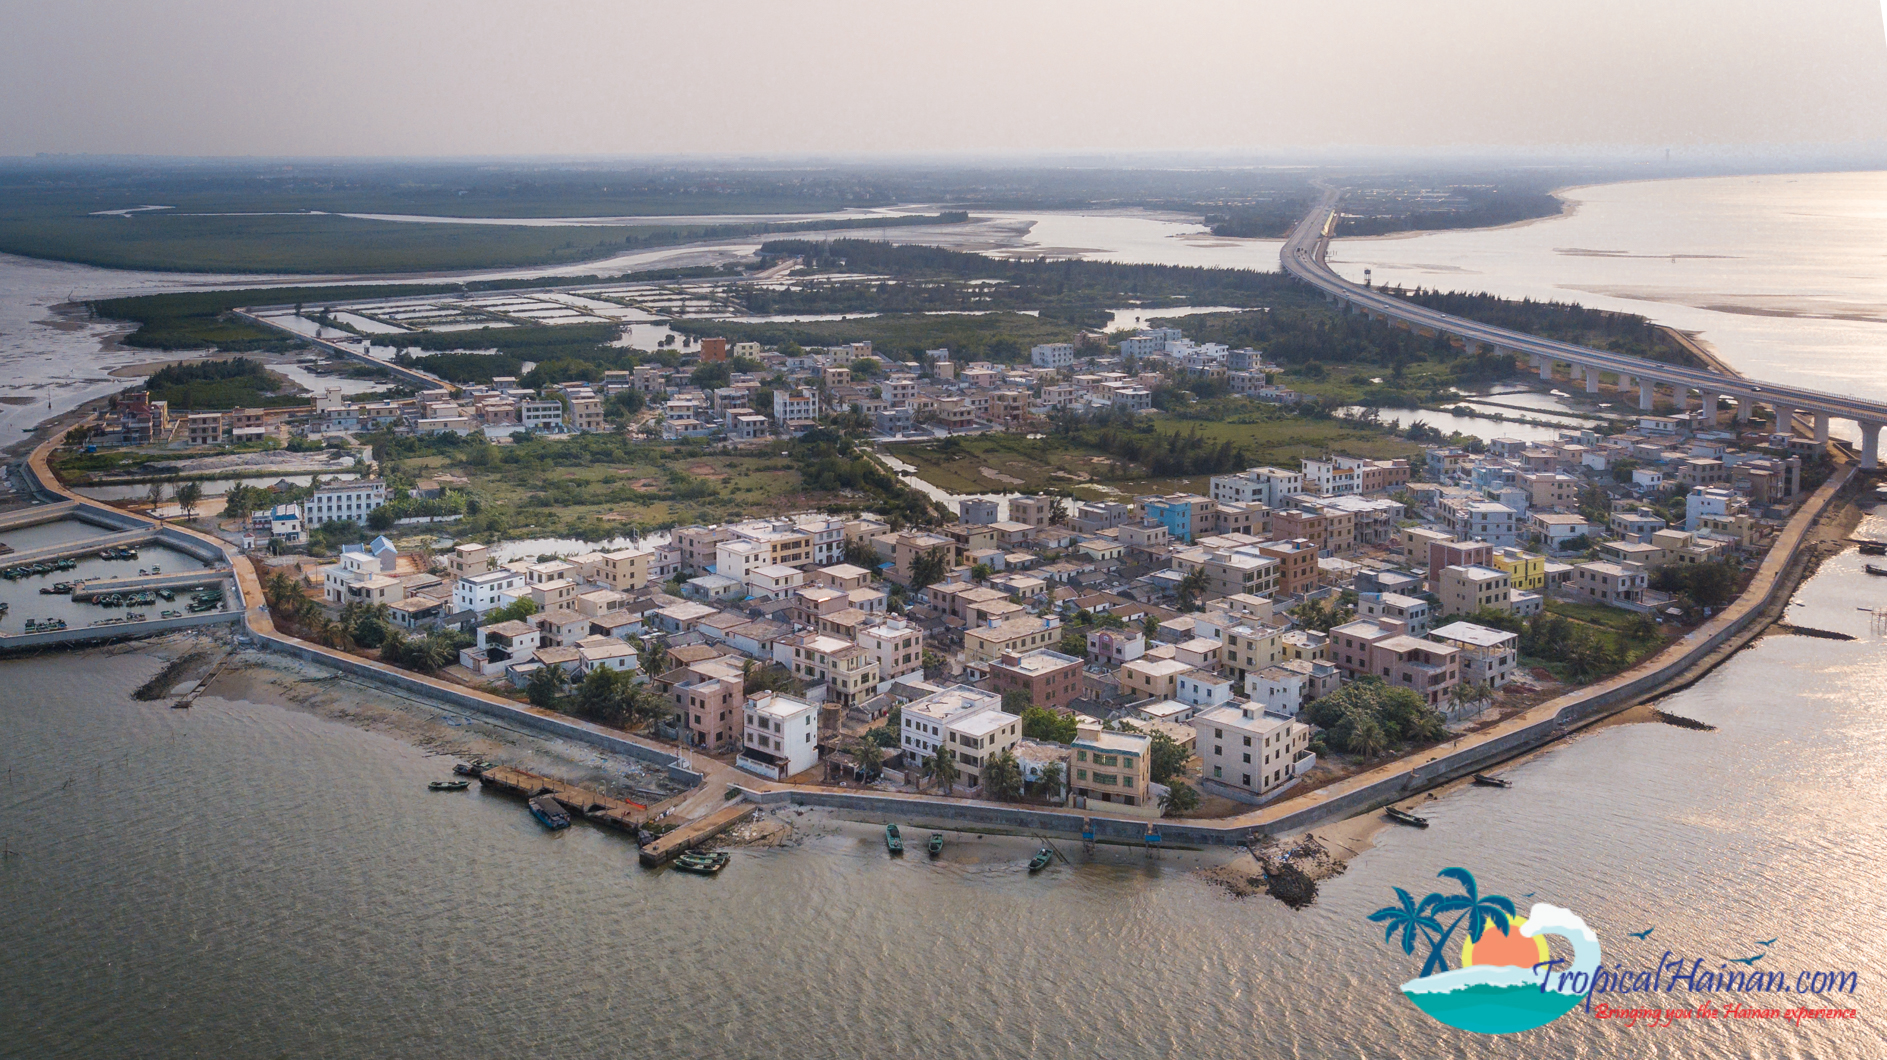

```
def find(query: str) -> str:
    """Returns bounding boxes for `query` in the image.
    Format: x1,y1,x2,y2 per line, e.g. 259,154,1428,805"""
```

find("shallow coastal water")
4,542,1887,1059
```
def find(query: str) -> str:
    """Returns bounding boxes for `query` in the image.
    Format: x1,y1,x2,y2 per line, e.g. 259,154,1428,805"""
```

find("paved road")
1281,191,1887,465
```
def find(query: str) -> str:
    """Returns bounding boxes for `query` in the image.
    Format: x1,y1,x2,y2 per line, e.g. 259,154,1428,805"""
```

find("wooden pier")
476,764,679,834
638,802,756,866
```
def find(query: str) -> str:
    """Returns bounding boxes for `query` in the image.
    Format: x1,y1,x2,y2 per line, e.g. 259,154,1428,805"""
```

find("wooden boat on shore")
1866,564,1887,577
1028,847,1054,872
452,761,487,777
928,833,944,857
885,824,904,855
673,851,730,875
428,779,470,792
1385,806,1430,828
1472,773,1511,788
528,794,571,830
1858,541,1887,556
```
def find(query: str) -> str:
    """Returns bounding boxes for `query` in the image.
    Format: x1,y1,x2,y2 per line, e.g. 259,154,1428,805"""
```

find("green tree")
484,597,540,624
908,546,950,589
1059,629,1090,657
853,736,884,777
970,563,993,583
526,665,567,708
1020,705,1077,744
175,480,203,516
1162,781,1201,816
984,749,1024,801
926,746,959,795
1144,728,1190,784
1176,565,1210,611
1039,761,1065,802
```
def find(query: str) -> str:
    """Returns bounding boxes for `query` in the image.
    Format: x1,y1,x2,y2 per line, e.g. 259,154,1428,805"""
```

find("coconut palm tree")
927,747,959,795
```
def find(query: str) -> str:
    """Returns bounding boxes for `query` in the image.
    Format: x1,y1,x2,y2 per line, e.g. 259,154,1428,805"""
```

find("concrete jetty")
638,802,756,866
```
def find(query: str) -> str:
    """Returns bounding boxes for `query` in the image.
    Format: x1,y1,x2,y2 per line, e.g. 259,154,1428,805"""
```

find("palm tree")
927,747,959,795
1368,886,1444,959
1039,761,1065,802
1417,868,1518,976
853,736,883,779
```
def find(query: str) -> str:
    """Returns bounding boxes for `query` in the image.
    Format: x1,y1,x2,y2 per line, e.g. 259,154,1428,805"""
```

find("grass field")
386,440,823,539
884,413,1423,500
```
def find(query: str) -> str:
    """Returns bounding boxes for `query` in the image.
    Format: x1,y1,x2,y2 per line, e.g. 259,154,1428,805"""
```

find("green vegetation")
1304,679,1448,758
1020,704,1078,744
1335,185,1565,237
1458,604,1668,683
886,409,1420,500
143,357,305,410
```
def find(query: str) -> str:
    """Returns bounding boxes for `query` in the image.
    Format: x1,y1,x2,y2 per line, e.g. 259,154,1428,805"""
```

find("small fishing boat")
1028,847,1054,872
1866,564,1887,577
428,779,470,792
1385,806,1430,828
528,794,571,830
673,851,730,875
453,761,486,777
1858,541,1887,556
885,823,904,854
1472,773,1511,788
927,833,944,857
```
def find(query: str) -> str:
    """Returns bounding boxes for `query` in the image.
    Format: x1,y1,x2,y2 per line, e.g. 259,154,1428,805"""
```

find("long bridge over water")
1281,191,1887,468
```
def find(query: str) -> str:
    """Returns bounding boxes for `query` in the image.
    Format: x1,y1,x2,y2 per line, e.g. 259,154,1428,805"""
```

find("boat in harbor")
1028,847,1054,872
527,794,571,830
928,833,944,856
452,761,487,777
1472,773,1512,788
1867,564,1887,577
1385,806,1430,828
673,851,730,875
885,823,904,854
1858,541,1887,556
428,779,470,792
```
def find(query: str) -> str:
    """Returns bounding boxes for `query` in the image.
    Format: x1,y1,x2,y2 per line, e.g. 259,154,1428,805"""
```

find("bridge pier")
1863,423,1882,471
1639,379,1656,411
1584,366,1601,394
1736,396,1752,423
1815,412,1831,446
1774,405,1797,437
1539,359,1553,381
1704,393,1724,426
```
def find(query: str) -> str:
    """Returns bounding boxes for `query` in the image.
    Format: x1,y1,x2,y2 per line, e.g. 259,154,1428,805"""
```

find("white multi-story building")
1173,669,1236,710
1246,665,1306,716
1086,627,1145,665
738,692,822,780
1030,343,1075,369
899,684,1022,792
1193,703,1313,801
1430,621,1521,691
520,400,565,432
1300,457,1360,496
857,616,924,690
773,387,820,424
1443,500,1521,547
1210,467,1301,507
454,568,524,615
304,480,389,527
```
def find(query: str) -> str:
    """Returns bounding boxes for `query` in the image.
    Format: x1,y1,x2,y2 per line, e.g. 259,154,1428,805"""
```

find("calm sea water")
3,538,1886,1059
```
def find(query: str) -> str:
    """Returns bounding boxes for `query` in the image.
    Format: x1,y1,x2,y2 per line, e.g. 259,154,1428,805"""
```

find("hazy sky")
4,0,1886,157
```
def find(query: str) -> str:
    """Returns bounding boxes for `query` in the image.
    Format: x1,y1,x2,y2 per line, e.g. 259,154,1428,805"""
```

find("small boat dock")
638,802,757,867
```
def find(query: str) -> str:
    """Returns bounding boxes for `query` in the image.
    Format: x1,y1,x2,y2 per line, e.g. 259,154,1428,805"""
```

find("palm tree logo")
1367,867,1600,1035
1369,867,1517,977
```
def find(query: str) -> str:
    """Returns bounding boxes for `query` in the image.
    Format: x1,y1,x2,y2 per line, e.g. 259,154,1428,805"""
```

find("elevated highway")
1281,192,1887,468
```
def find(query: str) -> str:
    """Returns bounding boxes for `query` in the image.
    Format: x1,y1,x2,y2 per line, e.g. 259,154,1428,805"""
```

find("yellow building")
1491,547,1547,592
